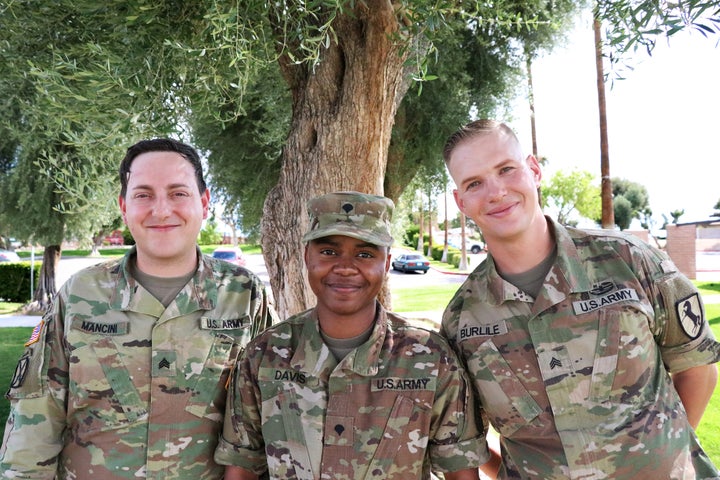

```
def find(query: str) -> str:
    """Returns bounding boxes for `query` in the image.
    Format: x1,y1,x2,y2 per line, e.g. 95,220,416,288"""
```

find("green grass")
698,281,720,296
700,303,720,461
0,327,33,439
199,244,263,255
392,283,460,312
0,301,23,315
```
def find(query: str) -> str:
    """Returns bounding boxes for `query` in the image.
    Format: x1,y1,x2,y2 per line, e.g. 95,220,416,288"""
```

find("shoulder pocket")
7,321,51,400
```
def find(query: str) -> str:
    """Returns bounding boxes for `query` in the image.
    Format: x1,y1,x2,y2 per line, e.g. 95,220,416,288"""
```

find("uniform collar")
294,303,387,377
477,217,593,307
109,246,217,316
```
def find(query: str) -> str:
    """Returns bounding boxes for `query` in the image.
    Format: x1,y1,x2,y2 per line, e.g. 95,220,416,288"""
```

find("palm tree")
594,4,614,229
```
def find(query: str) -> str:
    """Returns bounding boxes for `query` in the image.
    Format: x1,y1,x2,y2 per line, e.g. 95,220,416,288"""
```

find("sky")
504,14,720,229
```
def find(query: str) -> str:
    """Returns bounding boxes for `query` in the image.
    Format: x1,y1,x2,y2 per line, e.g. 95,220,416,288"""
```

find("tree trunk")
593,10,614,229
441,189,448,263
262,3,411,318
24,244,61,314
426,199,434,258
384,104,411,206
458,214,468,271
417,196,425,252
526,55,538,158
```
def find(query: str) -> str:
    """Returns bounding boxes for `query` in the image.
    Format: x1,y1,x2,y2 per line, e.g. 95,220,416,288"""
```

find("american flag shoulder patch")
25,320,44,346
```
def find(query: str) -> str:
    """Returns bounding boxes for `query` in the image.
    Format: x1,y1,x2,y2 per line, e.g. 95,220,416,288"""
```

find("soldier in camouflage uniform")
441,119,720,479
0,139,276,479
215,191,487,479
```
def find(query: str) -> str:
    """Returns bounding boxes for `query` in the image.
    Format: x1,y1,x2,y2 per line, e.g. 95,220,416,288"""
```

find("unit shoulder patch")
676,293,703,339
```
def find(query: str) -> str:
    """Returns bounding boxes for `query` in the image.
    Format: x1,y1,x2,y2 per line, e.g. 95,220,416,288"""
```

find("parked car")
449,239,485,254
0,249,21,262
104,230,125,246
391,253,430,274
212,246,246,266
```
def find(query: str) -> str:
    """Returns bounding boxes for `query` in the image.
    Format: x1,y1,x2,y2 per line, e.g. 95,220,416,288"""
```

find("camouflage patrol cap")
302,191,394,247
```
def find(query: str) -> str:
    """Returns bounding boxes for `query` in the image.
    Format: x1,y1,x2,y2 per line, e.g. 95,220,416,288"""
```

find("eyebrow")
313,238,381,250
130,182,193,191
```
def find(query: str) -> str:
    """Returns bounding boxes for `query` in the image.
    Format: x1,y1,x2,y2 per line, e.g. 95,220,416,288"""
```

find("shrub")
0,262,41,302
404,225,420,247
122,227,135,246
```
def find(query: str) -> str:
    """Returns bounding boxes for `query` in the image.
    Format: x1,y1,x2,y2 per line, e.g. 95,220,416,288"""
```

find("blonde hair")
442,119,521,164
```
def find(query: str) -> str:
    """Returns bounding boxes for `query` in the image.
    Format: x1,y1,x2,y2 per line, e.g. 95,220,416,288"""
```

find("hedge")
0,262,41,302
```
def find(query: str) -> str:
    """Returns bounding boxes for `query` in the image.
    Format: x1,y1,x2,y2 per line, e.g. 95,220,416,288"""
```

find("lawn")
0,327,33,440
392,283,461,312
1,280,719,466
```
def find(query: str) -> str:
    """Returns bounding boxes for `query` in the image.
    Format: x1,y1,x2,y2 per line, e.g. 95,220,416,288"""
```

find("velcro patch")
24,320,44,346
572,288,639,315
75,320,129,335
371,377,436,391
200,317,248,330
152,350,177,377
9,352,31,388
459,321,508,339
676,293,704,339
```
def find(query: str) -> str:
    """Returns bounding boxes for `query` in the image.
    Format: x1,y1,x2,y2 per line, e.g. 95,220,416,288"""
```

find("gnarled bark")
262,3,411,318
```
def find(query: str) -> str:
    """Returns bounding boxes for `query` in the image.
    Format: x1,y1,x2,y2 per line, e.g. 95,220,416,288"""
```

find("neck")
135,250,199,278
487,214,555,275
316,302,378,339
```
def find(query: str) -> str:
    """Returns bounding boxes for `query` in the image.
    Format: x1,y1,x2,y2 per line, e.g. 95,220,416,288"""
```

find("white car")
448,240,484,254
0,249,21,262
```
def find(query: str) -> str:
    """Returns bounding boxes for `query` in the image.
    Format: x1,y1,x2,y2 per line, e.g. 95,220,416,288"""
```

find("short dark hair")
119,138,207,198
442,119,519,165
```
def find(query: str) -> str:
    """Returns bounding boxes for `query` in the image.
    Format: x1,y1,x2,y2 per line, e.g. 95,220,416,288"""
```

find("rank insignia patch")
677,293,703,339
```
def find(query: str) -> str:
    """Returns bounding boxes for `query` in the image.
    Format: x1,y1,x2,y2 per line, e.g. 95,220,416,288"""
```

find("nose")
332,254,359,274
152,196,172,218
485,176,506,202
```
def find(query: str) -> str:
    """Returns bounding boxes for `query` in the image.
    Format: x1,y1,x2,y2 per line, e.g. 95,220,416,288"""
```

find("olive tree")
2,0,717,317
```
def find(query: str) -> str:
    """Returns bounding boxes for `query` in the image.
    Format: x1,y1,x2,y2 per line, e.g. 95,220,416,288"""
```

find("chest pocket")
68,336,148,433
185,328,251,420
361,395,430,478
258,385,320,480
467,339,542,437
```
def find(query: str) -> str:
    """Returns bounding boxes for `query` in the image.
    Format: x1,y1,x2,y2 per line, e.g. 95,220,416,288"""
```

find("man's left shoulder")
385,311,451,347
568,224,653,249
202,254,261,282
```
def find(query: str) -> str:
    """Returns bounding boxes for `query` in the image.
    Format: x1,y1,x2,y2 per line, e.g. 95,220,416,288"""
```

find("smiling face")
304,235,391,337
448,130,544,248
119,151,210,276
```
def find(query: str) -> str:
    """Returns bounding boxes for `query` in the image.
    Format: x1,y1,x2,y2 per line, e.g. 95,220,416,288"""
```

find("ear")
526,155,542,186
201,189,211,219
384,250,392,273
118,195,127,224
452,189,467,215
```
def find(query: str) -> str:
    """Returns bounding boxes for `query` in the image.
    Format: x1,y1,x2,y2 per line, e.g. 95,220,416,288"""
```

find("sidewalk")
0,314,42,327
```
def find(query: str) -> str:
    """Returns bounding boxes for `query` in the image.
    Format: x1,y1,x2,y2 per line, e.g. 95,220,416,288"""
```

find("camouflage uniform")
215,304,489,478
442,217,720,479
1,247,275,479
